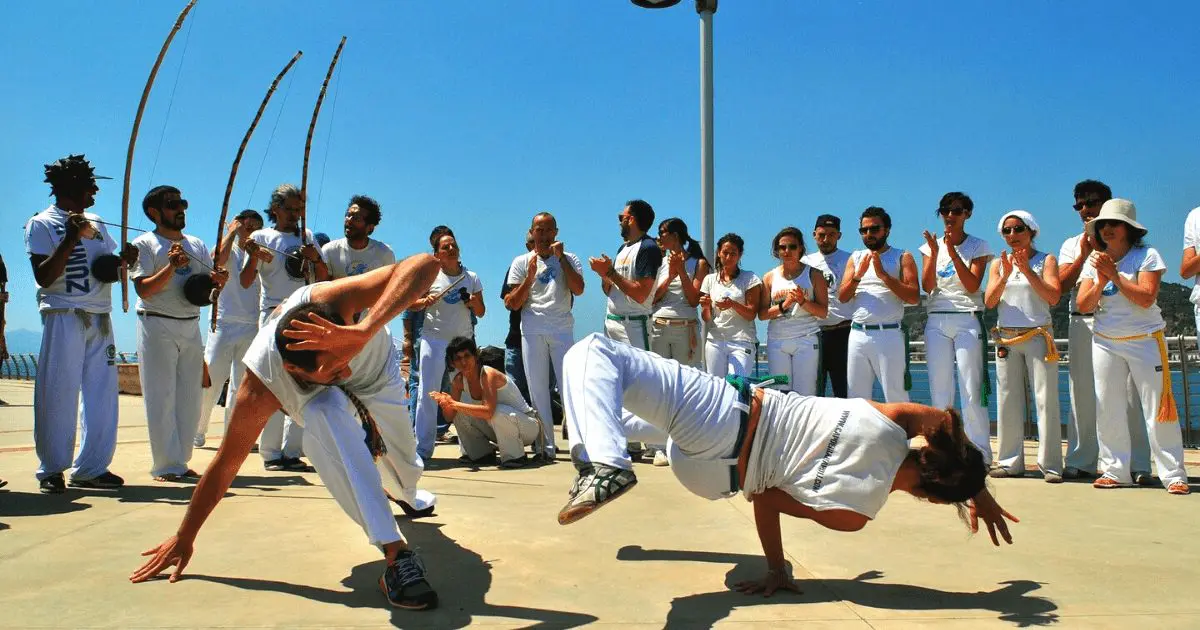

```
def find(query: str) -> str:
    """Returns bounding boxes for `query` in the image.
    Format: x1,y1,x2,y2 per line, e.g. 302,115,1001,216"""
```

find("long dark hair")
715,233,744,278
909,408,987,518
659,217,707,262
770,226,806,260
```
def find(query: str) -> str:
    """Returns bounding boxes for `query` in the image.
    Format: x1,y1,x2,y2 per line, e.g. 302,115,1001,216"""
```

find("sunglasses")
1001,225,1028,235
1072,199,1102,212
617,214,633,223
1094,219,1124,230
859,225,883,235
937,207,966,217
163,198,189,211
776,243,799,251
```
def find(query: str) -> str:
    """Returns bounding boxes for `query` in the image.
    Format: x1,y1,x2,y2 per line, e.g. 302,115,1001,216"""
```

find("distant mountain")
3,328,43,355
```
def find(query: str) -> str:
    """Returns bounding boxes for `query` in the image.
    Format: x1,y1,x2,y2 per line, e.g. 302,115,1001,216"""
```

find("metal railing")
0,352,137,381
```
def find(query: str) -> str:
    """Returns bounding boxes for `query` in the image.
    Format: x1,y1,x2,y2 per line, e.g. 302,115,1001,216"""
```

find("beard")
864,238,886,251
818,243,836,254
171,213,187,230
620,224,631,241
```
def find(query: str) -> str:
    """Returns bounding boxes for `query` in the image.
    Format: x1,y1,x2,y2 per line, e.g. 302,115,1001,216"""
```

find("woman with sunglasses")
1077,199,1189,494
651,218,710,367
918,192,994,464
759,227,828,394
700,233,762,377
984,211,1063,482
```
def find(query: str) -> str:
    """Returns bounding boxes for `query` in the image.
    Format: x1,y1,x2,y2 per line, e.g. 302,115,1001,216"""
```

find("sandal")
558,464,637,525
1167,482,1191,495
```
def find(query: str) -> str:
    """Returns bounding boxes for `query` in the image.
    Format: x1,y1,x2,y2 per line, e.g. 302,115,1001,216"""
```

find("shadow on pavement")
188,520,596,628
0,491,94,526
617,546,1059,628
67,474,315,505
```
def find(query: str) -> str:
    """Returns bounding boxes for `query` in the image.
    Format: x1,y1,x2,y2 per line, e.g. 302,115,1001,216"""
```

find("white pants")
137,315,204,477
704,339,755,378
604,316,650,350
521,330,572,456
198,319,257,439
456,404,541,462
924,313,991,464
564,334,737,471
766,334,820,395
847,327,909,403
1092,335,1188,486
414,336,450,459
301,377,427,546
33,311,119,481
1065,315,1150,473
258,309,303,462
651,318,698,366
994,334,1062,474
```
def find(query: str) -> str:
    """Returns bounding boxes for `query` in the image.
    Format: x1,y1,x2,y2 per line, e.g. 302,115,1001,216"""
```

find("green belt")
606,313,650,350
927,310,991,405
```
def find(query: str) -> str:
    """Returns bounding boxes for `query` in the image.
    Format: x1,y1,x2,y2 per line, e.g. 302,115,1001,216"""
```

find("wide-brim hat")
996,210,1040,236
1086,198,1146,241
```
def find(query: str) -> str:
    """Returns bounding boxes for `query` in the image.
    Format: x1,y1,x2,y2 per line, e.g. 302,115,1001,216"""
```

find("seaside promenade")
1,378,1198,629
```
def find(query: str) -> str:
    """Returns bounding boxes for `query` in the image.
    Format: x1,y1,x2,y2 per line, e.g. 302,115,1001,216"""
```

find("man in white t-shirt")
239,183,329,472
24,154,138,494
1056,180,1150,480
321,195,396,281
590,199,663,351
802,214,852,397
131,254,441,611
837,207,920,404
131,185,228,482
1182,206,1200,335
505,212,585,459
196,210,265,448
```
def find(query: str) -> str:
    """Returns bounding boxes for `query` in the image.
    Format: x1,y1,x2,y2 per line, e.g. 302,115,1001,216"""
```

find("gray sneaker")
193,434,206,448
558,464,637,525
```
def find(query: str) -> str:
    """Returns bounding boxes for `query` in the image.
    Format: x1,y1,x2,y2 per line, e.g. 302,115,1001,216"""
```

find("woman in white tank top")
430,336,542,468
758,227,828,394
699,233,762,378
651,218,710,367
983,211,1064,482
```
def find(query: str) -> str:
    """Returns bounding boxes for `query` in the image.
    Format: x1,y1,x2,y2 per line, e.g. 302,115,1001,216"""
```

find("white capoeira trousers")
1065,315,1150,473
198,320,257,440
258,309,303,462
994,335,1062,474
766,334,820,395
300,378,427,546
924,313,991,464
704,339,755,378
650,318,698,366
137,315,204,477
33,311,119,481
564,333,737,472
521,330,572,455
414,336,450,459
604,316,650,350
847,327,909,403
456,405,541,462
1092,335,1188,486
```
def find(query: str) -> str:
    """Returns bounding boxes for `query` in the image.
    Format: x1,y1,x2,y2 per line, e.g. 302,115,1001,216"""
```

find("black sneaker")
281,457,315,473
380,549,438,610
69,471,125,489
39,473,66,494
264,458,287,471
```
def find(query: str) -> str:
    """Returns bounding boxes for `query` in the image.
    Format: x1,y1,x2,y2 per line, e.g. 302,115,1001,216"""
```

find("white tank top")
766,266,821,340
653,256,700,320
848,247,907,325
242,283,398,420
997,251,1052,328
744,391,909,519
459,368,535,415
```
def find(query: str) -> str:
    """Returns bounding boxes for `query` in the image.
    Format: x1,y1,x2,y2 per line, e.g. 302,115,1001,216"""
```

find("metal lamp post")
631,0,718,261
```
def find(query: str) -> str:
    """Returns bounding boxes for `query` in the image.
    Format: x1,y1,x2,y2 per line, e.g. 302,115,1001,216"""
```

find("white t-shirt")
803,250,851,326
765,266,821,340
505,251,582,336
997,251,1053,328
700,270,761,343
216,242,260,325
23,205,118,313
847,247,907,325
249,228,324,312
606,236,662,316
744,391,909,519
242,283,398,420
653,256,701,320
919,234,992,312
131,232,212,318
1058,233,1091,314
422,268,484,341
1184,207,1200,307
1081,246,1166,337
321,237,396,280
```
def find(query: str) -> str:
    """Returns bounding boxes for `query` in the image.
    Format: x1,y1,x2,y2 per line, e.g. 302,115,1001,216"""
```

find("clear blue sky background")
2,1,1197,353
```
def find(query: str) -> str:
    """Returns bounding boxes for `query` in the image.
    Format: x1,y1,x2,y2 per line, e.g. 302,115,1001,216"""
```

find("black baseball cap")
814,215,841,230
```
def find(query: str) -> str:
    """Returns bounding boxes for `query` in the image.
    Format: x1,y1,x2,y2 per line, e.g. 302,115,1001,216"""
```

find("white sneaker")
652,451,670,467
193,435,206,448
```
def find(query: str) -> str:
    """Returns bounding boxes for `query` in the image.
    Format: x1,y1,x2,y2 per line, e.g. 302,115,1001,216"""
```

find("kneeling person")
131,254,442,611
431,337,544,468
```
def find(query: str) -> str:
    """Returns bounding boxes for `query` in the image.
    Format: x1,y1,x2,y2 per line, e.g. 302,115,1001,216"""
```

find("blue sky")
2,1,1198,353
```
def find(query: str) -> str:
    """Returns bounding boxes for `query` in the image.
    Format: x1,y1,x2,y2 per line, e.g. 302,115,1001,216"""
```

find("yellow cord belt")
1093,329,1179,423
992,326,1060,363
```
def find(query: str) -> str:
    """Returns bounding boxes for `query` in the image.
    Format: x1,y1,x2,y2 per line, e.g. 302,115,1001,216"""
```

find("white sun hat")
1086,198,1146,241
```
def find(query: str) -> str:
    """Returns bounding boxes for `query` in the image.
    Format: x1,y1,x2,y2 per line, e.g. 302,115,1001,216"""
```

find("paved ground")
1,379,1198,629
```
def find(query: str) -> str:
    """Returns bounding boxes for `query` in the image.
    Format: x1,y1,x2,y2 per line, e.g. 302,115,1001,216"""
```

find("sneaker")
988,468,1023,479
499,455,528,469
457,452,497,466
1043,471,1063,484
264,458,287,471
558,464,638,526
1063,467,1094,480
1093,475,1130,489
392,489,438,517
627,442,644,462
280,457,315,473
1133,471,1154,486
39,473,66,494
193,434,206,448
1167,482,1191,495
380,549,438,610
652,450,670,467
69,471,125,489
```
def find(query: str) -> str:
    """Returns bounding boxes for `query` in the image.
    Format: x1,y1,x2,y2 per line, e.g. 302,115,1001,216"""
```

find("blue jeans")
407,353,451,438
505,345,532,404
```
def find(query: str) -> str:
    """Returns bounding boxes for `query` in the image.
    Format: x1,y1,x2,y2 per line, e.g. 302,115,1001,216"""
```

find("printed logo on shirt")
812,410,850,492
55,224,92,294
1101,281,1119,297
936,261,956,278
537,262,558,284
822,271,834,285
347,261,369,276
175,264,193,276
443,288,467,304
